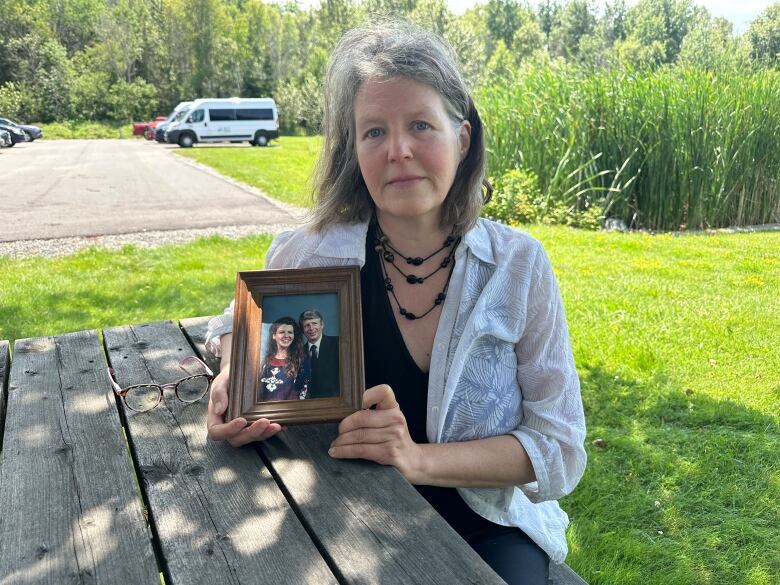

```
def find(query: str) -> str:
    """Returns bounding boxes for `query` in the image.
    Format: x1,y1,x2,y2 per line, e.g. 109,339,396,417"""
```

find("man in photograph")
299,310,340,398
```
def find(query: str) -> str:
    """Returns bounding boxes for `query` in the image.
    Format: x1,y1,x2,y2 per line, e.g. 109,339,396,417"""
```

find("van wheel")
178,133,194,148
254,133,268,147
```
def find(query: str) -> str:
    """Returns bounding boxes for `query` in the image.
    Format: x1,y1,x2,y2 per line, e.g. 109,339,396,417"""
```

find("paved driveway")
0,139,301,242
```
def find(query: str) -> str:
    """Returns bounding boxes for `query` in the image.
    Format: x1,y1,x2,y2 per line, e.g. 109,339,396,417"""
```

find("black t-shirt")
361,223,509,540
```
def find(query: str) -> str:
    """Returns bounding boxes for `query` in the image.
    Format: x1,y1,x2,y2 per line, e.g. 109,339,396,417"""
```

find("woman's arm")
329,385,536,488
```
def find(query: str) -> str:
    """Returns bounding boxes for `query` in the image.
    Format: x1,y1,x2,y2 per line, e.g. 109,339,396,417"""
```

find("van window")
189,109,204,123
236,108,274,121
209,109,236,121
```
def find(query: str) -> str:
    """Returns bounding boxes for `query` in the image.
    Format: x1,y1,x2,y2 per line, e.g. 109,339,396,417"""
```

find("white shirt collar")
313,218,496,267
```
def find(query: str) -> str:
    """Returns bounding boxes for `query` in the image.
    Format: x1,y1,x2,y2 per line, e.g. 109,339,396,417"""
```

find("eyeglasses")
107,356,215,412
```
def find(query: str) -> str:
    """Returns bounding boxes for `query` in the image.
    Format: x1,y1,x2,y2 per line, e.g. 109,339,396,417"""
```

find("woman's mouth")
387,175,424,187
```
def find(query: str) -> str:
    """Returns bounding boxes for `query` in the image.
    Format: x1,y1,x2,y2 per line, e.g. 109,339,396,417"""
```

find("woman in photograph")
257,316,310,401
205,19,586,585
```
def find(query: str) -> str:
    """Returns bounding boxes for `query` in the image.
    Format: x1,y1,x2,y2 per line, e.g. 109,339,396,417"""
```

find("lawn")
174,136,322,208
38,120,137,139
2,224,777,585
2,135,778,584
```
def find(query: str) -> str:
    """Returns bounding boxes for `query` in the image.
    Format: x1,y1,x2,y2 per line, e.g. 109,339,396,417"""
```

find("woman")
257,316,310,401
205,20,586,585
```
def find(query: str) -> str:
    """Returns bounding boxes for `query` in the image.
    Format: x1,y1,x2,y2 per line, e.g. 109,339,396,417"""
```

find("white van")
165,97,279,148
154,101,193,142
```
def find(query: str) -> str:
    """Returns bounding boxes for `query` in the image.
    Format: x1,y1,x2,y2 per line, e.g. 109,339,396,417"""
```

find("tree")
624,0,702,63
748,2,780,67
548,0,596,58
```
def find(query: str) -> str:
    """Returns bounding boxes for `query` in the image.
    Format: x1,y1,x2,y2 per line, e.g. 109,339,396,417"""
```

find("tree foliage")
0,0,772,124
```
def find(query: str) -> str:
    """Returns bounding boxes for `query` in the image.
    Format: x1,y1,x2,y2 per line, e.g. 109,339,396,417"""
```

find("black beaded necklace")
374,224,461,321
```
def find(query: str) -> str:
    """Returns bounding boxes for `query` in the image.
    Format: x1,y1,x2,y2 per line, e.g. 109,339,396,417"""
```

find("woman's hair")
264,316,306,380
310,18,491,234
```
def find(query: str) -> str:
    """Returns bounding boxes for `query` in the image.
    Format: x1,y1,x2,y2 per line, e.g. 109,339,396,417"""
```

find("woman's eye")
366,128,383,138
414,121,430,131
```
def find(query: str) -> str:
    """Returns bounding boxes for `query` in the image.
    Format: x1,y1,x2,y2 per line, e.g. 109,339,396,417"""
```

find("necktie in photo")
310,344,318,360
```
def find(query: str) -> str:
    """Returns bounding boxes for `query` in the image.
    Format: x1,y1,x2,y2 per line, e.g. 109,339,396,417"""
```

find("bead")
434,297,443,305
444,235,455,245
383,251,394,262
406,274,421,285
399,308,407,315
374,244,383,252
437,293,447,301
441,258,450,268
418,277,424,284
408,257,424,266
379,235,389,243
384,277,392,284
404,312,417,320
385,283,394,291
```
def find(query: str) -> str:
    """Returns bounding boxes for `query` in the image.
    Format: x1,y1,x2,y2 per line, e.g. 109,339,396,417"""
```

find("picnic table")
0,318,586,584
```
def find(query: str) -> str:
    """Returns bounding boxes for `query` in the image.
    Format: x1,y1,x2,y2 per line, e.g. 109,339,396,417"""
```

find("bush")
484,168,605,229
0,82,26,120
483,168,541,224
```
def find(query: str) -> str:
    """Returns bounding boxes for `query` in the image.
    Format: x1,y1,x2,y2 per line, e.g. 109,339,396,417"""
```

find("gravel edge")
0,223,302,259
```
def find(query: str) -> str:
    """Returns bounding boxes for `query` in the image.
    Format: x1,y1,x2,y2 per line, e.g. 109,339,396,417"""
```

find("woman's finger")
331,426,401,449
329,441,389,463
228,419,283,446
362,384,399,410
338,404,405,434
208,417,248,441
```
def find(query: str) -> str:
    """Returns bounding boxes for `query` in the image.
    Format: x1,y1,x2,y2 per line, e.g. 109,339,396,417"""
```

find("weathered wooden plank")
104,320,336,585
0,331,159,584
182,316,587,585
550,562,588,585
179,316,219,373
260,424,506,585
0,340,9,449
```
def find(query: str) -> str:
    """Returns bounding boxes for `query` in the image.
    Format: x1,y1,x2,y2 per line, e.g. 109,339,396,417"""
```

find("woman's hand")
207,367,283,446
329,384,426,483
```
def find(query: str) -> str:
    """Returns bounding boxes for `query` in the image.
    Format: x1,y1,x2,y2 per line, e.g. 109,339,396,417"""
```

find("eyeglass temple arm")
179,355,215,377
106,368,123,395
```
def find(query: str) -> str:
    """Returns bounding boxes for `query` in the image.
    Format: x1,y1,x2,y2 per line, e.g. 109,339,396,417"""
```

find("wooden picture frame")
227,266,365,425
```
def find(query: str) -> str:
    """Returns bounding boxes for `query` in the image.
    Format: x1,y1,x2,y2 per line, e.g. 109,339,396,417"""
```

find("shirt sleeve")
509,244,587,503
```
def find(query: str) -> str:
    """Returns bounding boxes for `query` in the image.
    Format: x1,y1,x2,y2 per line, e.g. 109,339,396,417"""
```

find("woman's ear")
458,120,472,160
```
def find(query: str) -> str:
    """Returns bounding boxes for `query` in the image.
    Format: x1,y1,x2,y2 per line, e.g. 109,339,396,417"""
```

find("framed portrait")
227,266,365,425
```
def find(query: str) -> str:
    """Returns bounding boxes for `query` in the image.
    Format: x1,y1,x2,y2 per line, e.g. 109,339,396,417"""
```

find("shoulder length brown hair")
309,19,492,235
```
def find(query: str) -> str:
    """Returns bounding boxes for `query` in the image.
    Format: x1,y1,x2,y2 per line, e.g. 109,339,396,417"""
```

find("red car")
132,116,167,137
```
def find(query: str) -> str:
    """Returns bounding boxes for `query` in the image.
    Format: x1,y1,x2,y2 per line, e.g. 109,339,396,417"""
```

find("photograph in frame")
227,266,364,425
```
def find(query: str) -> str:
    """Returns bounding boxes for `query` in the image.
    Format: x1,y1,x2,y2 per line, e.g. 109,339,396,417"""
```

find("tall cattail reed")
477,59,780,231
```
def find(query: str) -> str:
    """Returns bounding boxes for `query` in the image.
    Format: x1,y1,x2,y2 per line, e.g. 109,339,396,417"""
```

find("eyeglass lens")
125,385,162,412
176,376,210,402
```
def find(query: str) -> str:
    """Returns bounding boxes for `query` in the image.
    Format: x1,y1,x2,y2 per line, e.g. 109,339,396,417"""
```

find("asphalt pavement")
0,139,302,242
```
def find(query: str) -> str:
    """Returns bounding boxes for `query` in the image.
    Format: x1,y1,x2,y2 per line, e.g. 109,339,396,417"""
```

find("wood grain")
104,320,336,585
0,340,8,448
260,424,506,584
183,316,588,585
0,331,159,584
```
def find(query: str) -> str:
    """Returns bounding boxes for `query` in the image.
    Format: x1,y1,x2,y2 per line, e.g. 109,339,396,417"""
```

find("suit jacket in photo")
307,335,340,398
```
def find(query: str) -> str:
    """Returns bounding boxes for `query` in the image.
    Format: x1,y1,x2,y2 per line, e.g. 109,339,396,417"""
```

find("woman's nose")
388,131,413,162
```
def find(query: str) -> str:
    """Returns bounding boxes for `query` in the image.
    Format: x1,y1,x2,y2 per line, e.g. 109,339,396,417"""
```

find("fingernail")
328,448,335,457
215,402,223,412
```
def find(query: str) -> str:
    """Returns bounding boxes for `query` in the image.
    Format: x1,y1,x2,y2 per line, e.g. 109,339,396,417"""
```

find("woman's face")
354,77,471,225
272,324,295,349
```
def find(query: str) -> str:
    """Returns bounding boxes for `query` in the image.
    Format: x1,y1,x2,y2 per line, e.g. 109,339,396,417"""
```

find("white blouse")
206,218,587,563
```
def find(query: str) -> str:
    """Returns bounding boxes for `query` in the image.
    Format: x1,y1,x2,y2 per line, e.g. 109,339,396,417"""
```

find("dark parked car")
0,117,42,141
0,123,29,146
0,129,11,148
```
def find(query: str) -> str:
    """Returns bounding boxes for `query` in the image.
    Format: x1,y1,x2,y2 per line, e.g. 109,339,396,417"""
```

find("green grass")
37,120,137,139
0,235,273,344
174,136,322,208
1,226,778,585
